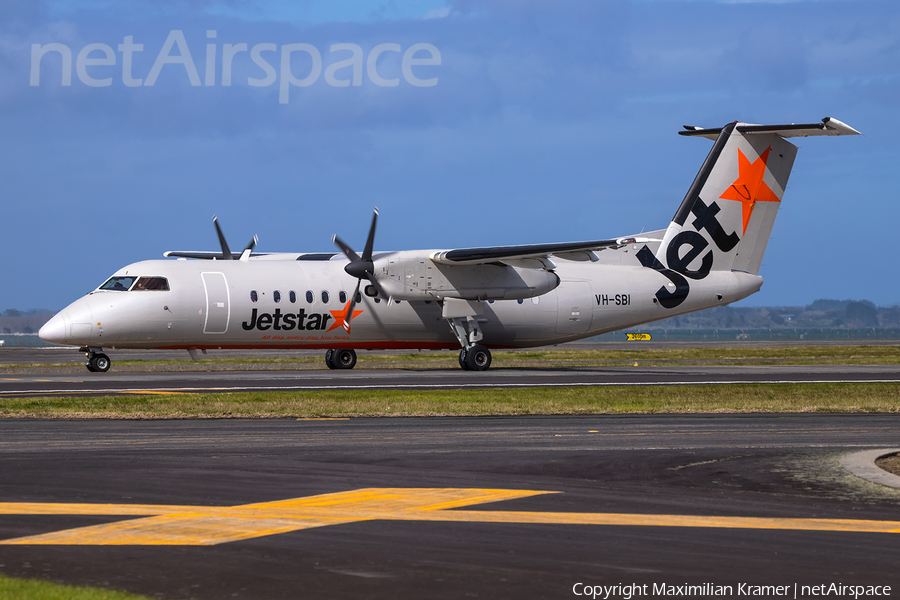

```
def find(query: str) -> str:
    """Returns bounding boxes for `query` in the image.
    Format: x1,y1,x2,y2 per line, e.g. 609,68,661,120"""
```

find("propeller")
332,208,387,333
213,215,257,260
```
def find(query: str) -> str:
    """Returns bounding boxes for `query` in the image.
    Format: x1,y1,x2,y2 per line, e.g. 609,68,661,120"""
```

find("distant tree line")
653,299,900,330
0,309,56,334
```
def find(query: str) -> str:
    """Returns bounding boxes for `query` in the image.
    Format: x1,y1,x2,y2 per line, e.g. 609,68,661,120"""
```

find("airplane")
39,118,859,372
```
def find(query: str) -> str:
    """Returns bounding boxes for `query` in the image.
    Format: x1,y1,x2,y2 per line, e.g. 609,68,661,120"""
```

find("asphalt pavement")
1,415,899,599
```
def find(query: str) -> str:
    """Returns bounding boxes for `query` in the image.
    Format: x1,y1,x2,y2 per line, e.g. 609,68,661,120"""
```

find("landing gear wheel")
86,353,111,373
326,349,357,370
334,349,357,369
458,349,470,371
463,345,491,371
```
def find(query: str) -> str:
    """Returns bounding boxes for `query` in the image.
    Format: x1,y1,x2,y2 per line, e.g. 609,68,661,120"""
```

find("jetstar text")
242,308,332,331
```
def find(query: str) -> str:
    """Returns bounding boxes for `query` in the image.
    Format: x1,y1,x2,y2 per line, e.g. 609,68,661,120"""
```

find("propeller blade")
332,234,361,263
333,207,385,303
342,279,362,333
212,215,234,260
361,207,378,262
244,235,258,253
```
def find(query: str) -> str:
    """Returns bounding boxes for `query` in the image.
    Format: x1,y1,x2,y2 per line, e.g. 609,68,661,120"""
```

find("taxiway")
1,415,899,599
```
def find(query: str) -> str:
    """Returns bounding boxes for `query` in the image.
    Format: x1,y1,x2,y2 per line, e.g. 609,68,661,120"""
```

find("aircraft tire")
325,349,337,370
458,349,470,370
464,345,491,371
88,353,111,373
333,349,357,370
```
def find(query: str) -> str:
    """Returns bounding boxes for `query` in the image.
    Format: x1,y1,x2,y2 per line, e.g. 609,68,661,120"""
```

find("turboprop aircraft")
40,118,859,372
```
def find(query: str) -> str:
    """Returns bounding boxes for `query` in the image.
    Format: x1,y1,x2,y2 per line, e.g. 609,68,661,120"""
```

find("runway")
1,345,898,396
1,364,898,396
0,415,899,599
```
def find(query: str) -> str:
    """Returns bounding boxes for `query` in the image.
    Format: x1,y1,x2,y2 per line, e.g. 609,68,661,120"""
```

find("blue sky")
2,0,899,310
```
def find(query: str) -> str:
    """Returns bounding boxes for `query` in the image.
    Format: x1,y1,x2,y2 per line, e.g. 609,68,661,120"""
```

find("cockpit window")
100,276,136,291
100,276,170,292
132,276,170,291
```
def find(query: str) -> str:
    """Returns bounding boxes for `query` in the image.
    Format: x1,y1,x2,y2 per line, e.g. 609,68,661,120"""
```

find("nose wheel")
85,351,111,373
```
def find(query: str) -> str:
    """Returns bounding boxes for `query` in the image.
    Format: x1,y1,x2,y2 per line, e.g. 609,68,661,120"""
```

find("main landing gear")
325,348,357,370
83,348,111,372
447,315,492,371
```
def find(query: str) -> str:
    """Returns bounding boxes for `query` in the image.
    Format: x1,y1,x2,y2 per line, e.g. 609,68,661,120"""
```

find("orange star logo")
327,301,363,332
719,147,781,234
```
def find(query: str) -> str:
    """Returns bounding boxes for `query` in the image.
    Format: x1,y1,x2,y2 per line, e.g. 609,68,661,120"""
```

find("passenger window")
305,291,314,304
517,298,524,304
289,291,297,303
100,276,136,291
274,290,281,303
356,292,362,303
339,291,347,304
250,290,258,303
321,291,330,304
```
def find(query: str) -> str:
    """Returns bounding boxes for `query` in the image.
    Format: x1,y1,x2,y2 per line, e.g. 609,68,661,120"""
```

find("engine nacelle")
376,252,560,301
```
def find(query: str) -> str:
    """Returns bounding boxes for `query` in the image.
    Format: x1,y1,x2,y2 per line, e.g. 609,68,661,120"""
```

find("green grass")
0,574,151,600
2,346,898,418
1,383,898,419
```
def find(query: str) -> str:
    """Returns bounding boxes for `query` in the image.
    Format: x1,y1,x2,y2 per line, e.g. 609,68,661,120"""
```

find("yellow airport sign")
626,333,652,341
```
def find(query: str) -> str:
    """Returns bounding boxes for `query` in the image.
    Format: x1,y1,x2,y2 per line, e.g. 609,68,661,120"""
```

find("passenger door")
201,272,230,334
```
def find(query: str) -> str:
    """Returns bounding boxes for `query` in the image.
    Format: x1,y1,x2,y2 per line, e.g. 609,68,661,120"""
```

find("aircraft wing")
430,237,656,269
163,251,273,260
679,117,861,140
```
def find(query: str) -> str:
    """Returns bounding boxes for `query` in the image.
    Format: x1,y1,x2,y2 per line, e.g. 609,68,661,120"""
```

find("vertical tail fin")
655,118,859,277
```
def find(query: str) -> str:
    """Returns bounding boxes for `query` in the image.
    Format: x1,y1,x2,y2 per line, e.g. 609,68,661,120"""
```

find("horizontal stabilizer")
680,117,860,140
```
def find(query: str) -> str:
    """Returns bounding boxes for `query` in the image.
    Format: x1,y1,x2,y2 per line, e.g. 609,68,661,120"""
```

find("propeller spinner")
332,208,387,333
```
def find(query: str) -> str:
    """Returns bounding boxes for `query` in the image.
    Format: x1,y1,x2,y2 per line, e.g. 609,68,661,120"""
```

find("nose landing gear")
84,349,111,373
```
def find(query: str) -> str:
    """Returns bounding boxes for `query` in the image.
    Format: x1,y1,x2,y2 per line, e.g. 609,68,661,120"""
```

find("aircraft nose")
39,313,68,345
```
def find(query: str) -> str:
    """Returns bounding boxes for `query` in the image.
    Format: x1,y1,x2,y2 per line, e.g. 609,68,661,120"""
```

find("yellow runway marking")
0,488,898,546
